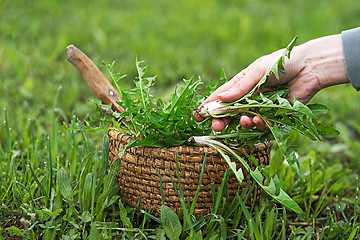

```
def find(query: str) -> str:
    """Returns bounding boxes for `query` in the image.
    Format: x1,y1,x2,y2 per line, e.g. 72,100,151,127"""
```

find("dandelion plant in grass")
93,37,339,214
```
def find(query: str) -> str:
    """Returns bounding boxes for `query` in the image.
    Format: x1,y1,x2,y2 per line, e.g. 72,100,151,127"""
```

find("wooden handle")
66,45,124,113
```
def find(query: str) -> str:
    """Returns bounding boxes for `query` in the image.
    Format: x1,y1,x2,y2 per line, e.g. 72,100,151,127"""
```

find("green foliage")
1,0,360,238
193,136,303,214
57,168,74,206
102,59,214,148
161,205,182,239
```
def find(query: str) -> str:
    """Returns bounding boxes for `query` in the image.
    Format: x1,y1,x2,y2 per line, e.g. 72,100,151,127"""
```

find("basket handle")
66,45,124,113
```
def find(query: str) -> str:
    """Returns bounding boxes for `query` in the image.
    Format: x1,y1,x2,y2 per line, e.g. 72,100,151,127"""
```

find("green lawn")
1,0,360,239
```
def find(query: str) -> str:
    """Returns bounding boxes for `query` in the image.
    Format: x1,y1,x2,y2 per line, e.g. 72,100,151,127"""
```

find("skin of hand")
194,34,350,131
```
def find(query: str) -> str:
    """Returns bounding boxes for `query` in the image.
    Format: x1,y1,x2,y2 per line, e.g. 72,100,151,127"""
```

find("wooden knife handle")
66,45,124,113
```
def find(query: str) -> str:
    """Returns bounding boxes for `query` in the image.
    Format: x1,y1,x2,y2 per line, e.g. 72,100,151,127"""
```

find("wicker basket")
108,129,271,217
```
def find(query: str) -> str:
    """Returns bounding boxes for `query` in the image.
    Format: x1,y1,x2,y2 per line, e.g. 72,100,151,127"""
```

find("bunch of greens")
97,37,338,214
100,58,215,148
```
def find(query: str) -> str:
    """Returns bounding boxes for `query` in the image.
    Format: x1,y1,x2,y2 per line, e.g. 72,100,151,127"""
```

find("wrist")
297,34,349,90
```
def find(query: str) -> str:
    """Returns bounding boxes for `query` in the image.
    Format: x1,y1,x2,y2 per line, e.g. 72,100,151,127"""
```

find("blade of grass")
91,154,97,221
47,136,53,201
207,169,231,237
264,206,277,240
231,194,244,229
29,161,49,207
0,170,14,203
0,112,4,160
276,208,287,240
51,86,62,166
15,181,36,208
189,154,207,216
167,155,193,231
226,180,255,221
238,197,261,240
118,199,133,229
214,169,231,215
77,120,91,153
4,109,12,161
219,215,227,240
140,210,161,224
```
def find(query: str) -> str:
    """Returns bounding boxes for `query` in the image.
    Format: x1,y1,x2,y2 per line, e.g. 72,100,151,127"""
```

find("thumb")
217,66,265,102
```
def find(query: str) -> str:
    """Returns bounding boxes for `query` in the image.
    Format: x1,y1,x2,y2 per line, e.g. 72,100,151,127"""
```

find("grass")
1,0,360,239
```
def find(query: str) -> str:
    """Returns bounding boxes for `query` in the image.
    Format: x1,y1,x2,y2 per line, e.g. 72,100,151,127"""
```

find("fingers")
194,70,248,123
239,116,254,128
210,116,274,132
211,118,232,132
195,110,232,131
252,116,269,130
217,66,266,102
195,55,275,130
194,111,205,122
239,116,273,130
194,67,261,123
200,70,248,106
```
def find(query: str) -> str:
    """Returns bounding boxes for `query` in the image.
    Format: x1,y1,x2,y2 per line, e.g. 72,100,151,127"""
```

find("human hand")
194,34,349,131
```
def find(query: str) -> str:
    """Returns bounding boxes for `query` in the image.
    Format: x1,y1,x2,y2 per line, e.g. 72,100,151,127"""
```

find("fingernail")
240,118,247,126
218,90,230,99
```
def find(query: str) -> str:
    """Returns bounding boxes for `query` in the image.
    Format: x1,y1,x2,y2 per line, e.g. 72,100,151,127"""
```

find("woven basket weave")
108,129,271,217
